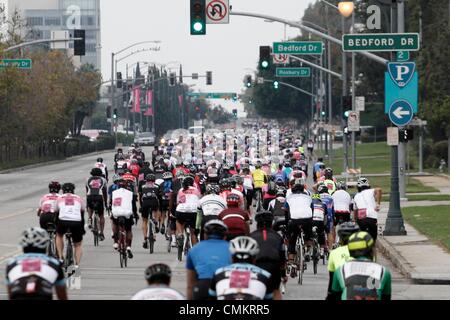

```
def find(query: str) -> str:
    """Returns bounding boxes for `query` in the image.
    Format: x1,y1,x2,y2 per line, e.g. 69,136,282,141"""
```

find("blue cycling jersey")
314,162,324,172
186,239,231,279
320,194,334,230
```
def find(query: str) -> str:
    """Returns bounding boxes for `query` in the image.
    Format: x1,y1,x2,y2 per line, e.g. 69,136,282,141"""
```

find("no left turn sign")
206,0,229,24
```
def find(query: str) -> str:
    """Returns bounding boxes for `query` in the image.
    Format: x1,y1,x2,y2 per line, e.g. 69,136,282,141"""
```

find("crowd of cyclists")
5,125,391,300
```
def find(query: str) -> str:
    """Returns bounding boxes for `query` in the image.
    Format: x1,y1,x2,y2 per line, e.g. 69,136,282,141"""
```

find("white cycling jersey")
353,189,378,220
332,190,352,212
57,194,84,222
95,162,107,176
285,193,312,219
131,286,185,300
198,194,227,216
39,193,60,214
111,188,133,218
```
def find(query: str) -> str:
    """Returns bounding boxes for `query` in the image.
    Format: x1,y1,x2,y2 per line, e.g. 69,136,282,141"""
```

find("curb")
377,236,450,285
437,174,450,181
0,149,115,174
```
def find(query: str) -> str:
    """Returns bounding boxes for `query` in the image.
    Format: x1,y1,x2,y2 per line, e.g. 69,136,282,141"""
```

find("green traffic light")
344,111,350,118
273,81,279,89
261,61,269,69
193,21,204,32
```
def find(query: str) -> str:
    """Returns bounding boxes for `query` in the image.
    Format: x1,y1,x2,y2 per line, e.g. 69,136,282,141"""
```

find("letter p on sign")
395,65,410,81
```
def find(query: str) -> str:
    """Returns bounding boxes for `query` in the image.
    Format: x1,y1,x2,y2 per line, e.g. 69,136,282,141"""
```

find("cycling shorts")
160,199,170,211
87,195,105,215
112,216,134,232
56,220,84,243
287,218,313,254
192,279,212,300
175,211,196,230
356,218,378,241
39,213,57,231
334,211,351,225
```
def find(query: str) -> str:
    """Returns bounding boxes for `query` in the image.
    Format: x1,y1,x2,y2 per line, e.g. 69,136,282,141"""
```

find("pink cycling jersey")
39,193,60,214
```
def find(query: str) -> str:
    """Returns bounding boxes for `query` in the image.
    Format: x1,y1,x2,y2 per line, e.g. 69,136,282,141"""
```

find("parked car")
134,132,155,146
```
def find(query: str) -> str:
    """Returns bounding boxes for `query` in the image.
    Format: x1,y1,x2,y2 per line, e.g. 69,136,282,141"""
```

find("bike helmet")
347,231,374,259
276,188,286,197
204,220,228,238
189,165,197,174
131,159,138,164
206,184,220,195
324,168,333,179
145,174,156,182
48,181,61,193
162,172,173,180
234,175,244,185
357,177,370,189
317,183,329,194
219,178,231,190
143,161,150,167
117,148,123,153
112,174,121,183
311,193,321,200
255,211,274,226
91,168,103,177
226,193,240,207
229,236,259,261
97,157,104,163
255,161,262,169
291,178,305,193
337,222,360,244
337,181,347,190
62,183,75,194
20,227,49,251
175,170,186,179
182,176,195,188
145,263,172,282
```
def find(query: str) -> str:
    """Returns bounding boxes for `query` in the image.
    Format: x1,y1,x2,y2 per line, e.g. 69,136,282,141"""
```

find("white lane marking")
0,208,33,221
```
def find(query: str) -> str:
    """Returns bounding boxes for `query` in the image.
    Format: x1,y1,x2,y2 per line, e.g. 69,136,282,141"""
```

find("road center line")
0,208,33,221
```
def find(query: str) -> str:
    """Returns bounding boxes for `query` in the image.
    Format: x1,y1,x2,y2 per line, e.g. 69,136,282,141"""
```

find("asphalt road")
0,146,449,300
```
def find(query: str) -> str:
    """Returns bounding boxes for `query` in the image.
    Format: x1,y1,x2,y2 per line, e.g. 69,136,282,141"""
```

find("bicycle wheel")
149,221,154,254
167,236,172,253
93,214,99,247
298,234,304,285
312,242,319,275
64,238,73,274
119,247,124,268
177,235,183,261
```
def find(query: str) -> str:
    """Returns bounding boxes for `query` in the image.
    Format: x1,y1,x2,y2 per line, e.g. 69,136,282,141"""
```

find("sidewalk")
377,203,450,284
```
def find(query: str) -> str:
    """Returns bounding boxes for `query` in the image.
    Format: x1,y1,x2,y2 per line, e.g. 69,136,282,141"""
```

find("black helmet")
145,174,156,182
189,165,197,174
324,167,333,179
97,157,103,163
62,183,75,194
182,176,195,188
204,220,228,238
143,161,150,167
117,148,123,153
317,183,329,194
91,168,103,177
348,231,375,259
255,211,274,227
48,181,61,193
145,263,172,283
219,178,231,190
337,222,360,244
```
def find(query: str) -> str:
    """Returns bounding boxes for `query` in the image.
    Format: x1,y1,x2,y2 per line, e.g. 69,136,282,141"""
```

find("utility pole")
342,15,349,172
351,11,356,169
326,5,333,161
384,0,407,236
110,53,115,136
152,73,156,134
126,64,129,137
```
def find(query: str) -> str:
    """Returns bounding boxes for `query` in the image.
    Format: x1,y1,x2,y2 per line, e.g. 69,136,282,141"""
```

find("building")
4,0,101,70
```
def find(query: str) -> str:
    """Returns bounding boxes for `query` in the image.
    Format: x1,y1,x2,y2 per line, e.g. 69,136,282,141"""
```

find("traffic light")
342,95,352,119
106,105,111,118
273,81,280,90
232,109,238,119
245,75,252,88
117,72,123,89
259,46,271,69
321,111,326,117
206,71,212,85
169,73,176,86
113,108,118,120
399,129,414,142
190,0,206,35
74,29,85,56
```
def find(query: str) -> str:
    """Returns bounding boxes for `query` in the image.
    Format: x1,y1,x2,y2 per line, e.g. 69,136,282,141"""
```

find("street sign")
387,127,399,146
355,96,365,112
388,99,414,127
388,62,416,88
396,51,410,62
385,71,418,113
273,54,289,64
51,30,70,49
187,92,237,99
0,59,32,69
276,67,311,77
206,0,229,24
342,33,420,52
348,111,360,132
273,41,323,55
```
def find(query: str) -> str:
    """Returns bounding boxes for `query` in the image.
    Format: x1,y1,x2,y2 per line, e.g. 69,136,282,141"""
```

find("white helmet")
20,227,49,250
229,236,259,260
357,177,370,188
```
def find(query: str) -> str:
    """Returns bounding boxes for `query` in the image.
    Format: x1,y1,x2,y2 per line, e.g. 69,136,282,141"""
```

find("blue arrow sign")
385,71,418,114
388,62,415,88
389,99,414,127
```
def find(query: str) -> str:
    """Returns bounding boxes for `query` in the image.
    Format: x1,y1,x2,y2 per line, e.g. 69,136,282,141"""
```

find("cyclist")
316,168,337,194
262,178,278,210
353,178,382,242
196,184,227,240
129,159,141,179
114,155,127,175
94,157,108,181
122,169,139,223
154,158,167,180
209,236,273,300
37,182,61,231
241,167,254,211
272,164,288,186
282,162,293,181
114,148,124,163
56,183,85,273
252,161,268,206
313,158,324,183
230,176,245,210
311,193,327,258
332,181,352,225
175,176,201,248
219,194,250,241
132,264,185,300
250,211,287,300
170,170,185,247
138,161,153,186
284,179,313,275
268,188,287,227
5,228,67,300
326,222,360,299
159,171,174,236
86,168,108,241
328,231,391,300
307,139,314,156
186,220,231,300
139,174,160,249
111,179,134,259
318,183,335,250
206,162,219,184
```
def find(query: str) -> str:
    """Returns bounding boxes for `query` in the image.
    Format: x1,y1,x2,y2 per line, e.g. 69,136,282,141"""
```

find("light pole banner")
132,87,141,113
178,95,183,108
144,90,153,116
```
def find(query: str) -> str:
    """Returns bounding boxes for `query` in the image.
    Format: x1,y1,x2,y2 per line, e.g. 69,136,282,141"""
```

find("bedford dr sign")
343,33,420,52
273,42,323,55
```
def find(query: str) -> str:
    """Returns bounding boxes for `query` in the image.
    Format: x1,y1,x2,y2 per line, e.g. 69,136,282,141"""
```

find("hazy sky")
100,0,315,112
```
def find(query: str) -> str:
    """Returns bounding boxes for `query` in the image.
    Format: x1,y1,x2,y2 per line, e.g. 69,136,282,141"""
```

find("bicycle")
288,225,306,285
311,226,321,275
63,230,75,276
117,217,128,268
177,226,193,262
92,209,100,247
147,218,156,254
254,188,263,213
46,222,57,258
